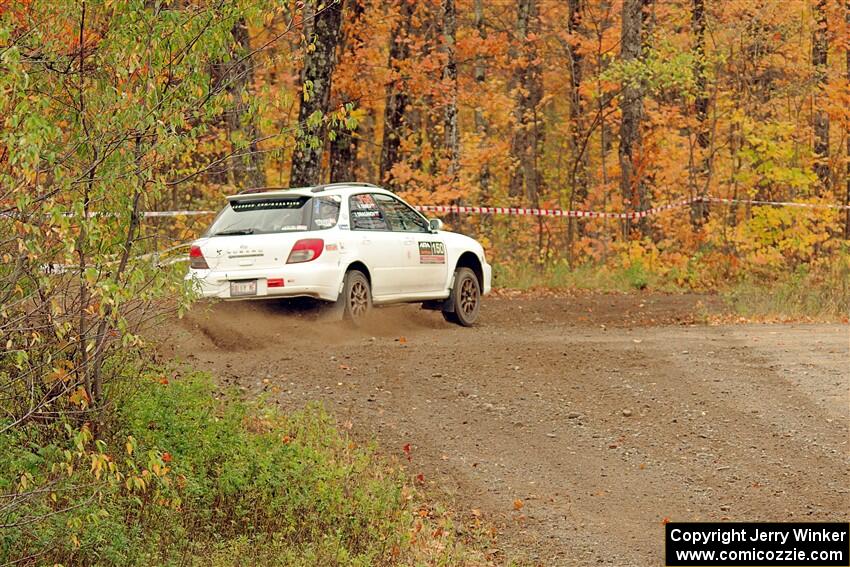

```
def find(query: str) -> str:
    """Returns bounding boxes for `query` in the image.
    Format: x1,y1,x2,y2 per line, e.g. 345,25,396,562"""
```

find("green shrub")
1,373,486,566
117,374,411,565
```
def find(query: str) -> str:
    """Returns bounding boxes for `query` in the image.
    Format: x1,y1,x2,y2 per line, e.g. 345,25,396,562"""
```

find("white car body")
186,183,491,309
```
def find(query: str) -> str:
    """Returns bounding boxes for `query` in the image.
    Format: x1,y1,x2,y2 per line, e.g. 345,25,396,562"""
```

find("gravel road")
161,293,849,566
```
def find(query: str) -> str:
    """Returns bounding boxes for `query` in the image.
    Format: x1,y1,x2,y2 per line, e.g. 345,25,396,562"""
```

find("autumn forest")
2,0,850,283
1,1,850,563
204,0,850,280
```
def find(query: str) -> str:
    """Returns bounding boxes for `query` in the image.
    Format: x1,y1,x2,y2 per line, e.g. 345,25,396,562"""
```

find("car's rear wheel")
342,269,371,325
442,267,480,326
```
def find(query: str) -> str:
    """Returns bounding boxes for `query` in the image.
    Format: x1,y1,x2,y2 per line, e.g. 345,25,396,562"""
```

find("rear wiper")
212,228,255,236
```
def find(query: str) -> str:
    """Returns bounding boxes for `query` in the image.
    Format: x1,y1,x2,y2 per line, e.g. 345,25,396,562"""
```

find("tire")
341,269,371,325
442,267,480,326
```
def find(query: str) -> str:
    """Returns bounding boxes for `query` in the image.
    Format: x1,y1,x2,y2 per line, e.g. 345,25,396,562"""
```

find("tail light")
287,238,324,264
189,245,209,269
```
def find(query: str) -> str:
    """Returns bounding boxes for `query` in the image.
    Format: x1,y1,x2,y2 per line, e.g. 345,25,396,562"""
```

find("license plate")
229,280,257,297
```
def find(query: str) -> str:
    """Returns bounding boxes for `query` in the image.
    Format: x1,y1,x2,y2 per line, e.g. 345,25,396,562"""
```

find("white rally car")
186,182,492,325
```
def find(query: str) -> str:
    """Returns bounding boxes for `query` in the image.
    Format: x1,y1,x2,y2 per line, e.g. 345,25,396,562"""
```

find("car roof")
225,182,393,202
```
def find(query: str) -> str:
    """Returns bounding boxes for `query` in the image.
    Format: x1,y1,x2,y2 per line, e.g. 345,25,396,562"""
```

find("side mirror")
429,218,444,232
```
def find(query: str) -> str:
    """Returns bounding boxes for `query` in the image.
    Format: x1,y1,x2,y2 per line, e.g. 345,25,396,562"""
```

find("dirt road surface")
160,294,849,566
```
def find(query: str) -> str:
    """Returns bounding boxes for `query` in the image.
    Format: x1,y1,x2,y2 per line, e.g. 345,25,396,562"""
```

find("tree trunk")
330,0,365,183
442,0,459,183
380,0,415,189
813,0,830,192
290,0,343,187
565,0,586,261
618,0,648,237
595,0,614,191
845,0,850,237
227,18,266,190
689,0,709,224
693,0,709,151
473,0,491,202
509,0,543,206
329,127,356,182
567,0,586,204
689,0,710,226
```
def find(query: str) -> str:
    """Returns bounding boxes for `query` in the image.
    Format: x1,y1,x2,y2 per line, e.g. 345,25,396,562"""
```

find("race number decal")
418,241,446,264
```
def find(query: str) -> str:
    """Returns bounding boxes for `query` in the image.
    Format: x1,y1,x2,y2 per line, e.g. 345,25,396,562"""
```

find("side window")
349,193,389,231
311,196,341,230
373,194,429,233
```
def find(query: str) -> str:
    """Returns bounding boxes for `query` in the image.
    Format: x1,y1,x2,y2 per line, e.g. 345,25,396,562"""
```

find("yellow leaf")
69,387,90,409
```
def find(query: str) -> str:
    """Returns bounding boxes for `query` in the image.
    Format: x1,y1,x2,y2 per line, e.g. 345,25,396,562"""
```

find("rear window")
205,196,341,236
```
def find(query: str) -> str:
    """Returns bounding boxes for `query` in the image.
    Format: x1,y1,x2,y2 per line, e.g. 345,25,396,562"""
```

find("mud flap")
422,298,453,312
320,282,346,321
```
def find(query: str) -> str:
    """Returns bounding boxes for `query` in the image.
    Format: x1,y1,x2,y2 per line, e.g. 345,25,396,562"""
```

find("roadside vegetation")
1,368,496,566
493,245,850,321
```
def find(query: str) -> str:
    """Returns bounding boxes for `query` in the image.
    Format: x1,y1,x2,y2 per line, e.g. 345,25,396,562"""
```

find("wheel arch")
344,260,371,285
455,251,483,288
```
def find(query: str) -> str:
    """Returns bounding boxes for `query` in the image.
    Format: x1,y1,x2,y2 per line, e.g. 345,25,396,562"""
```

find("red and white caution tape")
416,196,850,217
129,197,850,220
704,197,850,210
16,195,850,224
415,199,697,219
3,210,218,219
138,197,850,218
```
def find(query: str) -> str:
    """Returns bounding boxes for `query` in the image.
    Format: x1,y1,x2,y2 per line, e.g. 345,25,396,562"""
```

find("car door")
372,193,448,295
347,193,406,298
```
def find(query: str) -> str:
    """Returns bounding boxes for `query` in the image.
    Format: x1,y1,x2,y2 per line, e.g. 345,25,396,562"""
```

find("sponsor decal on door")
418,241,446,264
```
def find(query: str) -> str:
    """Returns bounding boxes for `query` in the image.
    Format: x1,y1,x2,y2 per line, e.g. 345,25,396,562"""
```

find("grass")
492,257,850,321
0,371,501,566
492,260,663,293
723,265,850,321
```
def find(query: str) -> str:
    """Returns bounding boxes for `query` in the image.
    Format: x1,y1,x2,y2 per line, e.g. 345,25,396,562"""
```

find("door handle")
403,238,414,245
361,238,371,245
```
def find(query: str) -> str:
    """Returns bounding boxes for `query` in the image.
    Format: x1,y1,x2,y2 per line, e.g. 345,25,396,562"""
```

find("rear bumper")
186,264,341,302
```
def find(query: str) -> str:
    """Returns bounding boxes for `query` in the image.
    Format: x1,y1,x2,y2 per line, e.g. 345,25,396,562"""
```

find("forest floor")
156,292,849,566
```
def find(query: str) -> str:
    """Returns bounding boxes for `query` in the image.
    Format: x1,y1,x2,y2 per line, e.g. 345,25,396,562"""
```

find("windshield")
205,195,341,237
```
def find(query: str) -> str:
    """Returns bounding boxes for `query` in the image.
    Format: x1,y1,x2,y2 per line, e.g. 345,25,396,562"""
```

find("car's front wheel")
442,267,480,326
342,269,372,325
